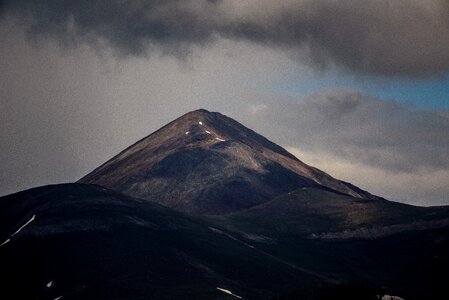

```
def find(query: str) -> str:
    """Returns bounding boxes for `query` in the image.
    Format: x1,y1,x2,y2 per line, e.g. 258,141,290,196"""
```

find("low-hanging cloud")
2,0,449,77
241,89,449,174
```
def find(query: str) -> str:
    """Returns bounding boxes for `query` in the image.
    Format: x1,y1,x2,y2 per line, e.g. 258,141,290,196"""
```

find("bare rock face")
79,109,376,214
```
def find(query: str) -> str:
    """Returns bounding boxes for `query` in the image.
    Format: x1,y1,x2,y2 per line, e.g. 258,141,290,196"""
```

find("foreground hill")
208,187,449,299
79,109,376,214
1,184,448,299
0,183,329,299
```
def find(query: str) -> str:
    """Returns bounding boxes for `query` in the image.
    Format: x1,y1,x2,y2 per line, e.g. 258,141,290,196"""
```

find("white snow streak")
216,287,242,299
11,215,36,237
382,295,405,300
185,131,189,135
0,214,36,247
198,121,203,125
53,296,63,300
209,227,255,249
215,137,226,142
205,130,211,134
46,281,54,288
0,239,10,247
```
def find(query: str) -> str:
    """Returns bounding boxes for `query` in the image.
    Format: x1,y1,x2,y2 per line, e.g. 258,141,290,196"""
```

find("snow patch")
382,295,405,300
46,281,54,288
205,130,211,134
53,296,63,300
11,215,36,237
198,121,203,125
209,227,255,249
1,214,36,246
240,232,275,244
216,287,242,299
0,239,10,247
215,137,226,142
185,131,189,135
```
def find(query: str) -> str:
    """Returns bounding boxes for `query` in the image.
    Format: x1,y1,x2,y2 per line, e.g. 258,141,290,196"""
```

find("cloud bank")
243,89,449,173
237,89,449,204
2,0,449,77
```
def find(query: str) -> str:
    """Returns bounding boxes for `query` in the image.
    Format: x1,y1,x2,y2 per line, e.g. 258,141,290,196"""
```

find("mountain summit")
79,109,376,214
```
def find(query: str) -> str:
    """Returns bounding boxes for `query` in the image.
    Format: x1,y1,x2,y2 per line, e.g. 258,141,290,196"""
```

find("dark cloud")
1,0,217,56
2,0,449,77
242,89,449,174
0,12,447,205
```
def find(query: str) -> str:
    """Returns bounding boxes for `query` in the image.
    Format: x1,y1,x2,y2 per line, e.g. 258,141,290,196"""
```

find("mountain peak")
79,110,377,214
175,109,301,160
188,108,211,114
180,109,212,121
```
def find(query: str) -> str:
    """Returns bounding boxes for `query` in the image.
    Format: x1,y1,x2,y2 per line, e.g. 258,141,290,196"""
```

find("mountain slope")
79,109,376,214
206,187,449,299
1,185,448,299
213,187,449,238
0,183,333,300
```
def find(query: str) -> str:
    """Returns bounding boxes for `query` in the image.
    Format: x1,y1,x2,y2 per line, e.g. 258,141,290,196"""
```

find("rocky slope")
79,109,377,214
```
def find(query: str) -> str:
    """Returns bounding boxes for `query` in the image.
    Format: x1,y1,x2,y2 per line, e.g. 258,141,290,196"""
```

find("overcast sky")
1,1,448,206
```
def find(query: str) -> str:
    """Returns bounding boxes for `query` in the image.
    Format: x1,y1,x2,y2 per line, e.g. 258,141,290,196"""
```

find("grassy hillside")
206,188,449,299
0,184,327,300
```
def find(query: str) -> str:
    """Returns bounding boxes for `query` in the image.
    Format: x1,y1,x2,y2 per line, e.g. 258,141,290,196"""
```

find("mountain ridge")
2,183,448,299
0,183,327,299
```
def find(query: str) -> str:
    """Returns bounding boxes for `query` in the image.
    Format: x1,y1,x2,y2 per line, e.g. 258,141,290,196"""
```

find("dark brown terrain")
1,109,449,299
79,109,376,214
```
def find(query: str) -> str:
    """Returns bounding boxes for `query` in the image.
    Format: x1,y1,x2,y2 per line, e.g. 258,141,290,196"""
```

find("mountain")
206,187,449,299
0,183,328,299
79,109,376,214
2,185,448,300
2,109,449,299
76,109,449,298
213,187,449,238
